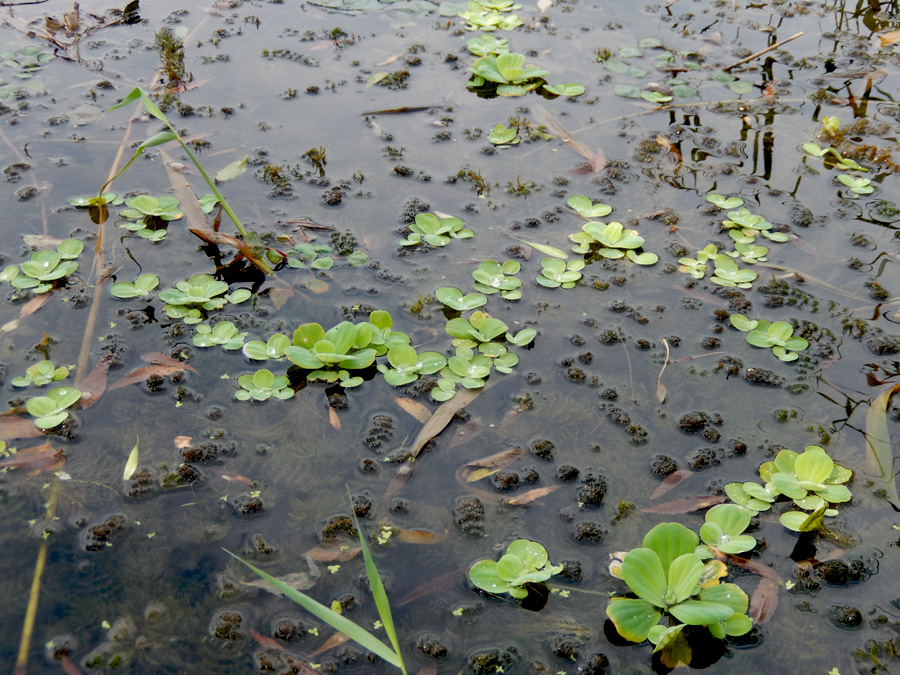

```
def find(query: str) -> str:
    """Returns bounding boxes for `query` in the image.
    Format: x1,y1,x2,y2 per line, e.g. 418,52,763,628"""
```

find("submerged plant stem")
14,480,59,675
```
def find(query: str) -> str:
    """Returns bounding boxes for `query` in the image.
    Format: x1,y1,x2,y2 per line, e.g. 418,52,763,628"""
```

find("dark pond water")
0,0,899,673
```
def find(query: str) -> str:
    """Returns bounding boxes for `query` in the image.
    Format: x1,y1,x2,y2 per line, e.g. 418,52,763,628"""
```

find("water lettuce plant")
284,312,408,387
729,314,809,362
158,274,252,324
399,213,474,247
11,361,71,388
445,310,535,350
376,344,447,387
487,124,518,147
434,286,488,311
607,522,752,667
0,238,84,294
466,34,509,56
721,207,788,244
570,221,658,265
109,273,160,299
724,445,852,532
761,445,852,531
26,386,83,429
459,0,523,31
567,195,612,220
193,321,246,350
709,255,757,288
242,333,292,360
838,174,874,196
469,539,562,598
235,368,294,401
699,504,755,555
536,257,584,288
467,53,551,96
472,259,522,299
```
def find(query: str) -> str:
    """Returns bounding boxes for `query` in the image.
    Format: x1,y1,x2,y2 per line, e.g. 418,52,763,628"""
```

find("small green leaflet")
124,435,139,480
216,156,249,183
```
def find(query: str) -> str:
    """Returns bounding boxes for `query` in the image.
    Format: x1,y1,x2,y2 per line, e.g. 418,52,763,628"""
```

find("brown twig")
722,32,803,72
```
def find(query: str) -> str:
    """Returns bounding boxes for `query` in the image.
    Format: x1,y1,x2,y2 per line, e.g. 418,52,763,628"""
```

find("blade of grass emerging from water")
350,499,407,675
223,549,404,669
863,382,900,509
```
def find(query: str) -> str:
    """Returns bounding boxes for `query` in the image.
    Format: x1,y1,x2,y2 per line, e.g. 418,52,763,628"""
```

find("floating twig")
722,32,803,72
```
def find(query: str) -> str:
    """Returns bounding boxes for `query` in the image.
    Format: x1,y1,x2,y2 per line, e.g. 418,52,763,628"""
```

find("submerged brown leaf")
141,352,198,372
78,356,113,408
411,387,482,457
530,104,606,172
394,397,432,424
311,631,351,656
749,577,779,624
463,446,523,482
328,404,341,431
0,442,65,473
642,495,725,514
393,528,448,544
1,293,52,333
174,435,193,448
109,364,191,391
0,416,45,441
506,485,560,505
304,543,361,562
649,469,694,500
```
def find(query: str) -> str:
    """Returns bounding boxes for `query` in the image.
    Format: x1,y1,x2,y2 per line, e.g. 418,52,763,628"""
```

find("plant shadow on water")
0,0,899,673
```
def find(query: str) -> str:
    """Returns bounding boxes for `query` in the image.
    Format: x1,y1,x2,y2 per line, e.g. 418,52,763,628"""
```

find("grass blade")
223,549,403,668
863,382,900,509
351,501,406,675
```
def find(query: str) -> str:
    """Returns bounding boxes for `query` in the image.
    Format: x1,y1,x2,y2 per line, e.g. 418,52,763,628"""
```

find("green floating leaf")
614,84,642,98
728,80,753,95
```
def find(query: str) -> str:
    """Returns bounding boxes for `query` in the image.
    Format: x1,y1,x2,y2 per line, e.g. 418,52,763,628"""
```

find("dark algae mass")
0,0,898,673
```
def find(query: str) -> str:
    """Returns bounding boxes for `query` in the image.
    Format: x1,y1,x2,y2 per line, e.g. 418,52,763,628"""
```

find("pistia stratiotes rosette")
607,522,752,667
469,539,562,598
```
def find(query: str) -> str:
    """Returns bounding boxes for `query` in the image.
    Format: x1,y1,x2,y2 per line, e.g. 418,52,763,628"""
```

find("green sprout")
469,539,562,599
25,386,83,429
235,368,294,401
706,193,744,210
